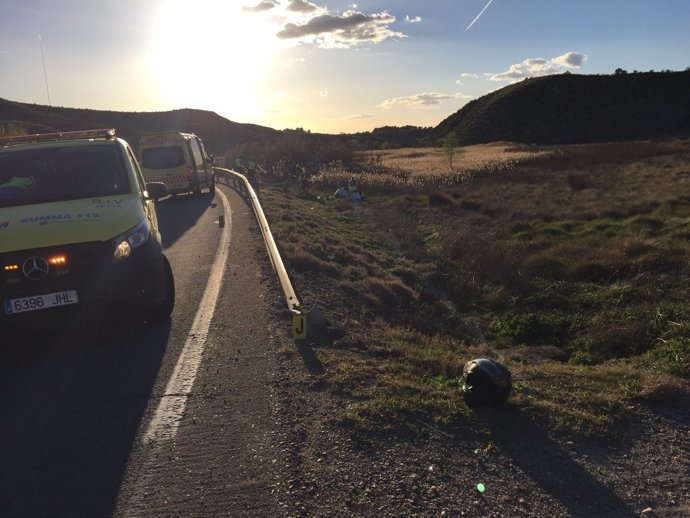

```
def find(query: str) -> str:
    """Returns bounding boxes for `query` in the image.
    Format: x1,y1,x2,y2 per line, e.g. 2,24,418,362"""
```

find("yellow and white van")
138,132,215,196
0,129,175,325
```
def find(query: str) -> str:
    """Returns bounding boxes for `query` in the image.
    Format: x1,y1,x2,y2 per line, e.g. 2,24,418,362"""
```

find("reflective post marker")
293,313,307,340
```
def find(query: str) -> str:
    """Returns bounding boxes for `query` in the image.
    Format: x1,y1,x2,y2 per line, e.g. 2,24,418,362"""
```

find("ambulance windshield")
0,144,130,208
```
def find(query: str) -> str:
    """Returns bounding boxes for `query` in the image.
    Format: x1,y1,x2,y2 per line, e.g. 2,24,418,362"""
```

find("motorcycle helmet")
462,358,512,407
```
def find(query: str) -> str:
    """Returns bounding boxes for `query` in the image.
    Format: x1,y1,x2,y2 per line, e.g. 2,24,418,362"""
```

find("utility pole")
39,34,51,106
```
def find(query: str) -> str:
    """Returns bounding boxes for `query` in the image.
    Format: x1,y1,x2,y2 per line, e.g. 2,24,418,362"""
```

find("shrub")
491,312,571,345
568,350,596,365
640,338,690,378
582,312,660,359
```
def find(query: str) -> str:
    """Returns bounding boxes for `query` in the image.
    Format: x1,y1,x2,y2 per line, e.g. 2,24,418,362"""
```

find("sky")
1,1,689,134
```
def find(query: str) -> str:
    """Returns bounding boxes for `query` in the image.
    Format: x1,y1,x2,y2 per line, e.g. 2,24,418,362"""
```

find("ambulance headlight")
113,219,150,263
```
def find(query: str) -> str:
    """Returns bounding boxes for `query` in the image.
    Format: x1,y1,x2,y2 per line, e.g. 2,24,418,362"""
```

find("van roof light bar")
0,128,116,146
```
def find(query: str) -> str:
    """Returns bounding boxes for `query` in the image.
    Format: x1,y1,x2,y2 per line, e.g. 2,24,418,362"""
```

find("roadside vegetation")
258,139,690,438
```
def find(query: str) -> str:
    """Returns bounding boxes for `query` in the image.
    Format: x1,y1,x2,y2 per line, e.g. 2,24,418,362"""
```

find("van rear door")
196,137,214,181
188,137,209,190
139,135,192,193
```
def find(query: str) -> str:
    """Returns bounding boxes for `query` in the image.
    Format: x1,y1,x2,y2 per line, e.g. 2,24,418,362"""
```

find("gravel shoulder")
271,338,689,517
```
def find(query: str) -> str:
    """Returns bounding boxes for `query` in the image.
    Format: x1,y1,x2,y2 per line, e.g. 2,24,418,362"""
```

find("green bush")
568,350,596,365
491,311,571,345
640,338,690,378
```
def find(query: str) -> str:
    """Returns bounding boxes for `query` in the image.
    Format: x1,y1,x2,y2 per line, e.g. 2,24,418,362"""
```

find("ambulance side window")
126,146,147,193
197,139,211,166
188,138,204,168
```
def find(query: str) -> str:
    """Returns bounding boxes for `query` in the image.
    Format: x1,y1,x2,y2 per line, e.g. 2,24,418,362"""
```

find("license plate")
4,290,79,315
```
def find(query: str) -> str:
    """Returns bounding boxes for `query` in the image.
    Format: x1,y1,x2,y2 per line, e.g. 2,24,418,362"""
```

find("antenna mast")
38,35,51,106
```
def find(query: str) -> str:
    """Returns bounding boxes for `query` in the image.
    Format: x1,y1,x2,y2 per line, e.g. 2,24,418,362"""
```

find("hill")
4,70,690,151
431,70,690,145
0,98,278,154
0,97,434,152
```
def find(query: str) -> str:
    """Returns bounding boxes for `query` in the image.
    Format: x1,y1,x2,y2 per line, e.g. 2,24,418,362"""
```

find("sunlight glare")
150,1,280,121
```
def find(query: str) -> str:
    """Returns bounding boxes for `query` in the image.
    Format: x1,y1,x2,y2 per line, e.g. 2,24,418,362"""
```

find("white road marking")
143,189,231,444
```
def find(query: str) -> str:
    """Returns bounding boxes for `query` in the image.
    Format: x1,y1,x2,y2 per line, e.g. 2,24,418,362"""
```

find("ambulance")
0,129,175,325
138,132,215,196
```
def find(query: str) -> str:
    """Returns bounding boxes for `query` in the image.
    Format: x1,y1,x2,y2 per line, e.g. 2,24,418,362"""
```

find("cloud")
380,92,471,109
491,51,588,81
276,9,405,48
552,51,586,68
287,0,320,13
346,113,375,120
319,89,329,97
456,72,479,84
405,15,422,23
242,1,278,13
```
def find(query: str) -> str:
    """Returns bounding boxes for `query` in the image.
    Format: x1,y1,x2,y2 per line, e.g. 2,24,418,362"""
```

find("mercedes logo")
22,256,50,280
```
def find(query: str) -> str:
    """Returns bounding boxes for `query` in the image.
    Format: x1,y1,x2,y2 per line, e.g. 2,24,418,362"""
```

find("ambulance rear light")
0,128,116,146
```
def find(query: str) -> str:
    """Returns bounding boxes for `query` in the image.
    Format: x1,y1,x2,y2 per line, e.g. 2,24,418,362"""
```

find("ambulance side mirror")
145,182,168,200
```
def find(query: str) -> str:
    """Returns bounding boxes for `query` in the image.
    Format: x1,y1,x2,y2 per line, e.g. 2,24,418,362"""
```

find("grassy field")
261,139,690,437
311,143,554,190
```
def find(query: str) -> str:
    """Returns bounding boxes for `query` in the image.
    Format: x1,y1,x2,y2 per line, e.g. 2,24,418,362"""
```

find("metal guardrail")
213,167,301,315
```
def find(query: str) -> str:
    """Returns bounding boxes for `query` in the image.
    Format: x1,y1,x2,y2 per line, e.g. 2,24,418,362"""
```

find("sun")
150,1,281,121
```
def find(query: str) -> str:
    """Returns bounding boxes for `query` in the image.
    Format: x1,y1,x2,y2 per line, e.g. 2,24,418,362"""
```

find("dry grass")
310,144,555,191
263,138,690,437
510,361,685,435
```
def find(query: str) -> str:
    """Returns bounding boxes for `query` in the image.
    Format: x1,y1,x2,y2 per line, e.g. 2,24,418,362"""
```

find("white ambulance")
0,129,175,325
138,132,215,196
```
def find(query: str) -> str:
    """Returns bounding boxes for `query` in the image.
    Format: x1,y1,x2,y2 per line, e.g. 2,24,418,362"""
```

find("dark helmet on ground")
462,358,512,407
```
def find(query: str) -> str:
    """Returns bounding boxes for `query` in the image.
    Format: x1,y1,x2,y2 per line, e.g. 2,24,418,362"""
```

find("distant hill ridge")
432,70,690,145
0,98,278,153
3,70,690,150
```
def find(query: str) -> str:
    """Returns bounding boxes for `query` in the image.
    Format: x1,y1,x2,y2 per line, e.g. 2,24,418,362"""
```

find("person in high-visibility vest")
0,176,36,200
299,165,308,192
232,157,244,189
246,159,258,192
347,177,358,196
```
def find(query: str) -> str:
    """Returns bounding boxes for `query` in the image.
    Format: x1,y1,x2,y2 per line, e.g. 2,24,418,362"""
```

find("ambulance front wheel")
142,255,175,323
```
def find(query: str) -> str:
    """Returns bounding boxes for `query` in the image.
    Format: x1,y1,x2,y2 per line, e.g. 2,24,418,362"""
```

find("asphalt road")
0,185,282,517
